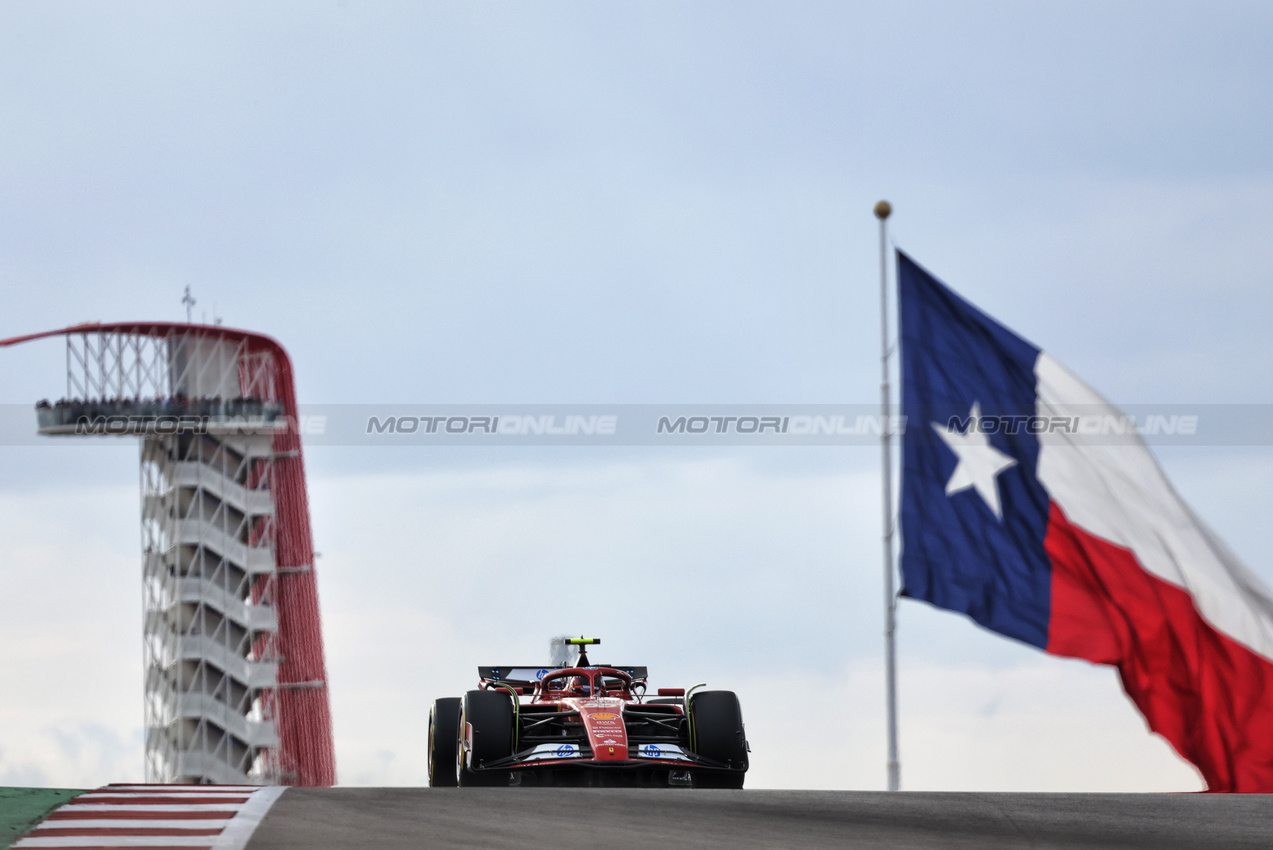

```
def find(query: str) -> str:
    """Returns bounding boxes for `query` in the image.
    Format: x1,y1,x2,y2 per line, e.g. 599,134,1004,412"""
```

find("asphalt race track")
247,788,1273,849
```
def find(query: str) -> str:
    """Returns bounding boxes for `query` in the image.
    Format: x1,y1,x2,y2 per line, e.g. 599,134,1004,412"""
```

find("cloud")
0,726,142,791
0,483,143,787
739,660,1202,792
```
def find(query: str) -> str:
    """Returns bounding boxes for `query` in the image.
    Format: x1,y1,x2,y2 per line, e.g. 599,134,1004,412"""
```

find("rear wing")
479,665,648,685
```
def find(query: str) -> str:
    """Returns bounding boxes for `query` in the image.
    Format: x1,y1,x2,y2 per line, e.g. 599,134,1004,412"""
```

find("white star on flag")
931,402,1018,520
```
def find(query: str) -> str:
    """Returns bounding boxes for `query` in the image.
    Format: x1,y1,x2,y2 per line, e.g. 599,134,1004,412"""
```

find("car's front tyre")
690,690,748,789
428,697,461,787
456,689,514,787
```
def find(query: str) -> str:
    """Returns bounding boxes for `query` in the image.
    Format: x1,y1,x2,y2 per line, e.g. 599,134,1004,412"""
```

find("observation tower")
1,323,336,786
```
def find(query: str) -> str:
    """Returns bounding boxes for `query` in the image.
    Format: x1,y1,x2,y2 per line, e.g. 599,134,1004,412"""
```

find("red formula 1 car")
428,638,749,788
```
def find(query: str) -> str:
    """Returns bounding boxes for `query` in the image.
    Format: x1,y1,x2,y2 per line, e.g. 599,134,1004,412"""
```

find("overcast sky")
2,1,1272,791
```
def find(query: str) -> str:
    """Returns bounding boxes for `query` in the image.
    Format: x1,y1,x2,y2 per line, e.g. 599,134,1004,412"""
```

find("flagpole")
874,199,900,792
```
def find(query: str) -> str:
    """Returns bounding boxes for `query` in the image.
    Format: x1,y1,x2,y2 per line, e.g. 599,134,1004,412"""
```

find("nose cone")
578,702,630,761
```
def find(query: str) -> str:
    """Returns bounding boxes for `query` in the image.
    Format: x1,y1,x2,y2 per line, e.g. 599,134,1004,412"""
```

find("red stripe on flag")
1044,501,1273,792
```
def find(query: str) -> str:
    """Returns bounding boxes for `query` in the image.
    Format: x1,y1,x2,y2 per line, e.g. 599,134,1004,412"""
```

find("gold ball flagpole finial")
874,200,892,220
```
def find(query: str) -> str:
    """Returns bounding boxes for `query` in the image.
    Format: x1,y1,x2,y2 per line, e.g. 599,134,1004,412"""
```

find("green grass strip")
0,787,88,850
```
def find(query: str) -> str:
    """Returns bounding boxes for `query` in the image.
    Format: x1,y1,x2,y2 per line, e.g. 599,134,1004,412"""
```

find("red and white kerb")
13,784,285,850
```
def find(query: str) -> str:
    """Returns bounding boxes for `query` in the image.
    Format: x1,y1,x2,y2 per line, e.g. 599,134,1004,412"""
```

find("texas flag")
898,251,1273,792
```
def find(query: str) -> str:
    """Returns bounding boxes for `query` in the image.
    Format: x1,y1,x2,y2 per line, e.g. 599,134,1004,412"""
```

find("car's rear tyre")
690,690,747,789
428,697,461,787
457,689,514,787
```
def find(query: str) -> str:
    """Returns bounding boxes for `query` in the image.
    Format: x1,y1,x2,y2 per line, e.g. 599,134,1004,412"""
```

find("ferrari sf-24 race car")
429,638,749,788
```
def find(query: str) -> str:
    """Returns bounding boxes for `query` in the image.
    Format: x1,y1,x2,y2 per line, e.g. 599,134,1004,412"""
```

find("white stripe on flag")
1034,352,1273,661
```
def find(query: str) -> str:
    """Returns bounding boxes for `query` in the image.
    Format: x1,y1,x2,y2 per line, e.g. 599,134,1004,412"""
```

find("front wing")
472,742,742,787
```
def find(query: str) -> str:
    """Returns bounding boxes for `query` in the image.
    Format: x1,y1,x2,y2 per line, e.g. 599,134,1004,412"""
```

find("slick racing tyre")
428,697,461,787
690,690,748,789
457,689,514,787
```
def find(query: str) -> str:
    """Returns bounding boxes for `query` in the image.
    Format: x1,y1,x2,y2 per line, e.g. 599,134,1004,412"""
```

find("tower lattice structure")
1,323,336,786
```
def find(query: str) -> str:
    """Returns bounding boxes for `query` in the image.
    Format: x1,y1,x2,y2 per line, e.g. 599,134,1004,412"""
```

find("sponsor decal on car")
524,743,583,761
589,713,619,721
